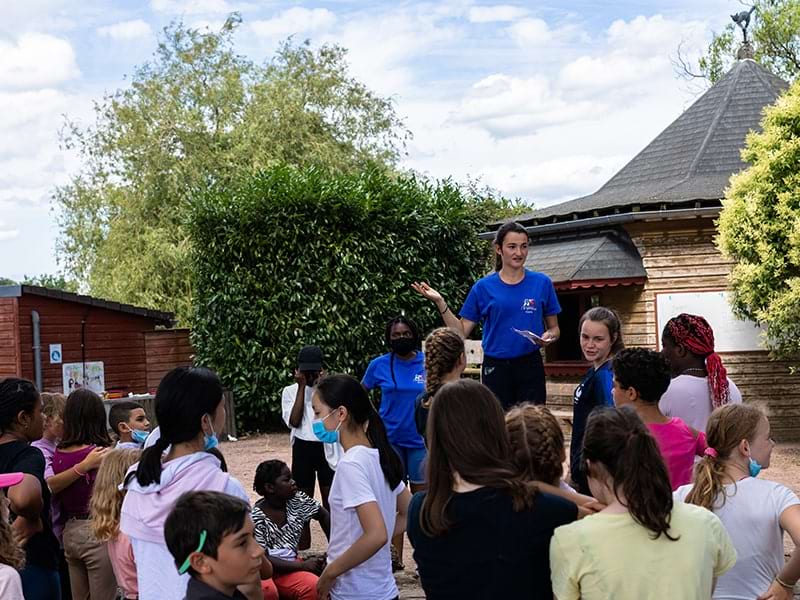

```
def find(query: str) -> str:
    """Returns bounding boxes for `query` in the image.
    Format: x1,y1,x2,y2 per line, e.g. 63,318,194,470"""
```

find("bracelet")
775,576,795,590
439,305,450,316
72,465,87,478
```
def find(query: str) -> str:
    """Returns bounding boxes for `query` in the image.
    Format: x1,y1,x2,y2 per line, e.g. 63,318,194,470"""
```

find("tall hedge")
188,165,497,430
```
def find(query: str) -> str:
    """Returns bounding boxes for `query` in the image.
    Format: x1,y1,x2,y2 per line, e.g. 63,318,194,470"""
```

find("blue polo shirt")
362,351,426,449
460,270,561,359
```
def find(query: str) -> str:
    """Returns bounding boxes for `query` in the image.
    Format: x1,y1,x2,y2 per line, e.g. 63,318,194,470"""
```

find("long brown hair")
420,379,531,537
423,327,464,402
0,494,24,569
506,404,565,486
584,406,678,540
579,306,624,354
685,404,765,511
91,449,142,541
59,388,113,448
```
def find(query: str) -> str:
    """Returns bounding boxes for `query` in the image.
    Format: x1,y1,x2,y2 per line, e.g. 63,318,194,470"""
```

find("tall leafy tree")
55,16,408,321
717,79,800,359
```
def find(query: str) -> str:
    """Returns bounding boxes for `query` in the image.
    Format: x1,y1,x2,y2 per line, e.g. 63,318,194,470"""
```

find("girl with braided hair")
675,404,800,600
413,327,466,442
660,313,742,432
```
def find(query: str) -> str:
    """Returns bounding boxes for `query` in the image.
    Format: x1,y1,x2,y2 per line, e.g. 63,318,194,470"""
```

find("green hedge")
188,165,496,431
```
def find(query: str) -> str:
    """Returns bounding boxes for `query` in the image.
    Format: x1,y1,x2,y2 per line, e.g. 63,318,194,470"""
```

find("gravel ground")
222,434,800,599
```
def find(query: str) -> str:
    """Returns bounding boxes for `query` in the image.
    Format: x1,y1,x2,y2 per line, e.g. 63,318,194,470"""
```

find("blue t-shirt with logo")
362,351,426,449
460,270,561,359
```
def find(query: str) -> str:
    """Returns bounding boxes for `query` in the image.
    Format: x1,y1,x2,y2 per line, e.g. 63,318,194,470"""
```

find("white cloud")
250,8,337,39
0,33,80,90
97,19,153,41
149,0,247,15
468,5,528,23
0,221,19,242
508,18,585,46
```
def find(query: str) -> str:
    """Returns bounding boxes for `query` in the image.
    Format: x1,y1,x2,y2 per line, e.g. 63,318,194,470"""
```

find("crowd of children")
0,224,798,600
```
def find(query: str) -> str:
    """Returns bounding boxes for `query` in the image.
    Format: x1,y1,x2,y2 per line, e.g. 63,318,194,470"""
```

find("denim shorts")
392,444,427,485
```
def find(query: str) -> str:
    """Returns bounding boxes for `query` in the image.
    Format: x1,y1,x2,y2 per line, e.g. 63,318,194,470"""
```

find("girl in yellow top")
549,406,736,600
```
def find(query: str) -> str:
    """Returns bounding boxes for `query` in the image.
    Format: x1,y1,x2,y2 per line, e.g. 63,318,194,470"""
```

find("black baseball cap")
297,346,323,371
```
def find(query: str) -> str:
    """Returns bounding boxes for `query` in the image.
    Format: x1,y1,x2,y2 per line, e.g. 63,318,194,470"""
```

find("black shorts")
291,437,334,490
482,351,546,410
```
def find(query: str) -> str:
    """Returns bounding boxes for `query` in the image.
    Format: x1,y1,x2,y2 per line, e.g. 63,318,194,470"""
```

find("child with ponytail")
414,327,465,442
120,367,260,600
612,348,707,490
550,406,736,600
660,313,742,431
676,404,800,600
311,374,411,600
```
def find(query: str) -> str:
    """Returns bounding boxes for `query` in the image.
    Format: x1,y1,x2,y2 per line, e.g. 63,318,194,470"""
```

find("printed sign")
62,362,105,395
49,344,62,364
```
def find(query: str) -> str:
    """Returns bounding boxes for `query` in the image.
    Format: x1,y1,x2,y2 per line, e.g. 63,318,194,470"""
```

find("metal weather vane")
731,6,756,43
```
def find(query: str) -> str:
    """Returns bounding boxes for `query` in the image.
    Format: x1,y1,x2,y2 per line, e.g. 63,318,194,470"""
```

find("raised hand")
411,281,444,305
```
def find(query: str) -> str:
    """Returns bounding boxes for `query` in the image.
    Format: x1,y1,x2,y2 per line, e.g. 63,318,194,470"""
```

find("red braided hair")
664,313,730,409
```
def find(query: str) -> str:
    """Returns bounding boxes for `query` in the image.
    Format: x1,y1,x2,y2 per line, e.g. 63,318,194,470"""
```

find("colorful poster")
62,362,105,395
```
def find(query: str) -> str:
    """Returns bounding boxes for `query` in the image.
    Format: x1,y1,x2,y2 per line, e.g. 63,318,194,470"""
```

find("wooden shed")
0,284,192,395
491,57,800,439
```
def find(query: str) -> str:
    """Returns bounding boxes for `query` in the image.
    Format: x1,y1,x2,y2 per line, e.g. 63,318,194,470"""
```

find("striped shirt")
252,491,321,560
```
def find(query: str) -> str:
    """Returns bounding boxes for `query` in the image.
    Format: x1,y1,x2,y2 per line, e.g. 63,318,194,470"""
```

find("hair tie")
704,447,718,458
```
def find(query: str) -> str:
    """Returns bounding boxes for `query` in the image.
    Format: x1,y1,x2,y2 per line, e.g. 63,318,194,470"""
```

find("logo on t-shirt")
413,373,425,385
521,298,537,313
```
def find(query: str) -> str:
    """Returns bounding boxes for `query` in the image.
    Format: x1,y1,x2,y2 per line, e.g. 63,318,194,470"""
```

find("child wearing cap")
165,491,276,600
281,346,339,519
0,472,26,600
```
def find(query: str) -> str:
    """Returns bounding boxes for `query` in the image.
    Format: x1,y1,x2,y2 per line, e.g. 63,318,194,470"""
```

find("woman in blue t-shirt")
413,221,561,410
362,315,426,570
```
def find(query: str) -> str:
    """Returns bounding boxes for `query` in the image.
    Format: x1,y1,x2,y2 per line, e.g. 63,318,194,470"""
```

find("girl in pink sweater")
612,348,706,490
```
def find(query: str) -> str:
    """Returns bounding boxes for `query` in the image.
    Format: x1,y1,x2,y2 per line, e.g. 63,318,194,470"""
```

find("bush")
189,164,500,430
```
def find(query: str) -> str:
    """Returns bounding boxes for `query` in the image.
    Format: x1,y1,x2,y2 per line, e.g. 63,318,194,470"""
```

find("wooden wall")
17,294,161,395
0,298,21,379
546,217,800,440
144,329,193,392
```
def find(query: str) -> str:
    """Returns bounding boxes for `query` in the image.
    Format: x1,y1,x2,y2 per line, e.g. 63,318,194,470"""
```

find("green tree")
55,16,408,322
21,274,79,292
686,1,800,83
189,165,507,430
717,78,800,359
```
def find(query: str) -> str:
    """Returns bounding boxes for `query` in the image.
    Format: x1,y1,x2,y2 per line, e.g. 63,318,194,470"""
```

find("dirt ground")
221,434,800,599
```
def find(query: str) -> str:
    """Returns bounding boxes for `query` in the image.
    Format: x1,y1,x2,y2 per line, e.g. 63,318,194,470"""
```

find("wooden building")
491,58,800,439
0,284,192,395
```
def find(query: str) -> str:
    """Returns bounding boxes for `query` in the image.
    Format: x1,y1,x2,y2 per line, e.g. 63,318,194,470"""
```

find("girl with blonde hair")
90,448,141,600
414,327,465,441
676,404,800,600
0,473,27,599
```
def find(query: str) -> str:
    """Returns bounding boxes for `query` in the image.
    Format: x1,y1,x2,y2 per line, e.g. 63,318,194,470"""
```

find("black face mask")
390,338,416,355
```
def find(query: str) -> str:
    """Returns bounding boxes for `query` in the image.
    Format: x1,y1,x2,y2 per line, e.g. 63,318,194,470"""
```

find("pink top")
53,445,99,517
31,437,63,542
108,532,138,599
647,418,707,490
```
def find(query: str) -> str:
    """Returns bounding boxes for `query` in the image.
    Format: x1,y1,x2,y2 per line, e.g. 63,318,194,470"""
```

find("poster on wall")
62,362,105,395
655,290,765,352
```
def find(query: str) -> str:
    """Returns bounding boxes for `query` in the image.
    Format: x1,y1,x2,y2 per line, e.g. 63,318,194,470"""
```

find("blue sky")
1,0,741,281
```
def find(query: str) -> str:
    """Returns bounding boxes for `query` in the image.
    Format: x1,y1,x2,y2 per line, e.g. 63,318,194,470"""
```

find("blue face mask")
131,429,149,445
312,411,340,444
203,414,219,451
749,457,762,478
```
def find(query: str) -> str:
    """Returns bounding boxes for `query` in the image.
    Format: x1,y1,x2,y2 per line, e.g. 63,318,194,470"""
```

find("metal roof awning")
525,232,647,290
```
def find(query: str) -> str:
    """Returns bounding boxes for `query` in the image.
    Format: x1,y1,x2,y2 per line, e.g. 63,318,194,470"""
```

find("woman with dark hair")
660,313,742,432
413,221,561,409
120,366,263,600
52,389,116,599
311,374,411,600
407,379,576,599
550,406,737,600
0,378,61,600
361,315,426,568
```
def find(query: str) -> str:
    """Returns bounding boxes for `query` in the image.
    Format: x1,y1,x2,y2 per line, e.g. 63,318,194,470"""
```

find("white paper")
512,328,546,346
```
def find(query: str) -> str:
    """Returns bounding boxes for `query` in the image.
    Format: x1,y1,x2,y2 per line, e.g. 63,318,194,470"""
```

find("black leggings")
482,351,546,410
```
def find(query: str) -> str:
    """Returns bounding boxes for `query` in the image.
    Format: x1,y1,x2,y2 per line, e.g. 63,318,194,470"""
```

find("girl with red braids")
659,314,742,432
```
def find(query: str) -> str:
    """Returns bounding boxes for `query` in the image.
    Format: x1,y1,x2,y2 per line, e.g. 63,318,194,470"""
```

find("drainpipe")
31,311,42,391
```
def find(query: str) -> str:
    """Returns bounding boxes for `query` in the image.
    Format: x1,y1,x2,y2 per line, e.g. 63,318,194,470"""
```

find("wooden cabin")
490,58,800,440
0,285,192,395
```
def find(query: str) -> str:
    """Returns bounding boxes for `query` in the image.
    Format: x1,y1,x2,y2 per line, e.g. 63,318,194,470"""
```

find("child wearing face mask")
120,367,255,600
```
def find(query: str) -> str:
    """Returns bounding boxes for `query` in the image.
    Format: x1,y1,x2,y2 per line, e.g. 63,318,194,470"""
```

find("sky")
0,0,741,281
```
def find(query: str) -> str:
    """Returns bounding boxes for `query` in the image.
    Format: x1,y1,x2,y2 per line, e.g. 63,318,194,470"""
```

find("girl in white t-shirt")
676,403,800,600
311,374,411,600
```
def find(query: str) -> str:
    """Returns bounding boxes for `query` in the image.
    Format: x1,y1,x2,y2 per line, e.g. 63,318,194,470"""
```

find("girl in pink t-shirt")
90,448,142,600
612,348,706,490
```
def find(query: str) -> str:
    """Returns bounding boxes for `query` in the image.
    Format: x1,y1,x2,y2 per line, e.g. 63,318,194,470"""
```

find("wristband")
775,576,795,590
439,305,450,315
72,465,87,478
